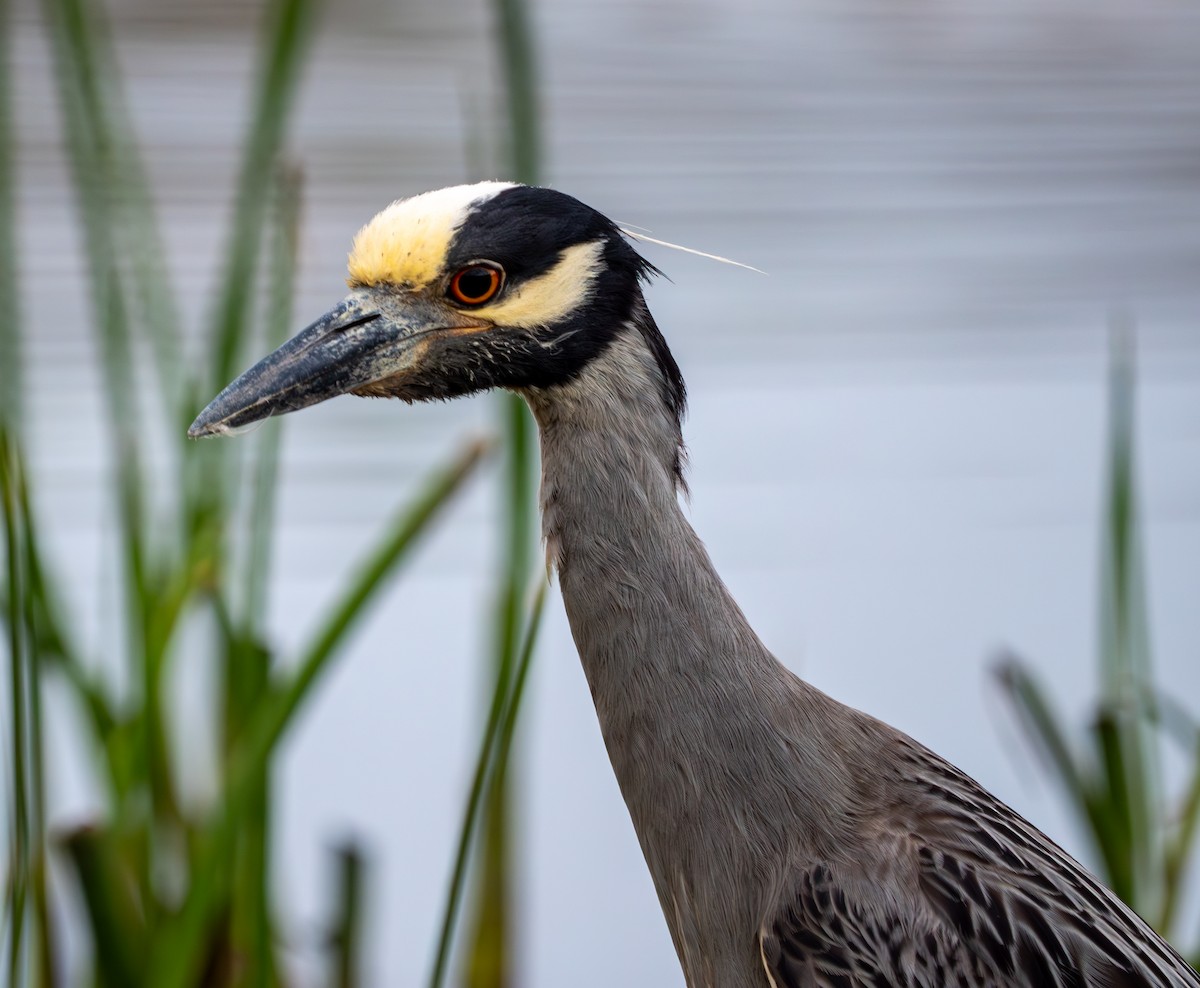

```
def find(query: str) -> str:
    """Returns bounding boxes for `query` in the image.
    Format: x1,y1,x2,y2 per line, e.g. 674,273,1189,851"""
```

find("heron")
190,182,1198,988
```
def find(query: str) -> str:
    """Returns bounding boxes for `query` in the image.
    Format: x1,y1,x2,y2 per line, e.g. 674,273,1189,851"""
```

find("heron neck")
523,328,726,638
521,324,813,809
520,325,857,982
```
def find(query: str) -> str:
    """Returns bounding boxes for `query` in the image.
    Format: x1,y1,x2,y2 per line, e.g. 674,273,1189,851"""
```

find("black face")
189,184,686,440
436,186,686,423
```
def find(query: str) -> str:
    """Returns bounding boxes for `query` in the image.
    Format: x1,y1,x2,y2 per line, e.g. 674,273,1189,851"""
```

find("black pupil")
457,268,495,301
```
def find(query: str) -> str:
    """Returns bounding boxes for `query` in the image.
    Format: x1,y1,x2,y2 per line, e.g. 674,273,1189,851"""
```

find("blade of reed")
428,579,547,988
39,0,140,447
494,0,541,186
2,430,53,988
220,161,303,988
284,438,490,721
62,827,146,988
184,0,320,598
994,338,1151,903
207,0,321,395
3,429,32,988
198,12,316,973
0,0,26,965
148,438,489,988
5,435,116,806
0,37,116,786
328,842,366,988
0,1,110,782
1096,328,1158,914
0,0,18,429
37,0,183,415
75,1,182,413
241,162,303,637
181,0,320,614
1094,711,1137,903
993,655,1122,886
993,655,1087,803
461,0,543,980
203,161,302,988
233,644,277,988
1159,730,1200,932
21,483,50,988
39,0,178,848
463,579,546,988
994,329,1200,956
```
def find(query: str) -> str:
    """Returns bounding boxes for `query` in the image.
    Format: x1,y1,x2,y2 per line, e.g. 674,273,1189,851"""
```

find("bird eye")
448,264,504,306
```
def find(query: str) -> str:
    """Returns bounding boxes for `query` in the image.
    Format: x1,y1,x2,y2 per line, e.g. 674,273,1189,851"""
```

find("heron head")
188,182,683,438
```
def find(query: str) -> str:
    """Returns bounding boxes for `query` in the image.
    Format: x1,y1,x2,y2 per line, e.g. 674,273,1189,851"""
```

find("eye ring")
448,263,504,306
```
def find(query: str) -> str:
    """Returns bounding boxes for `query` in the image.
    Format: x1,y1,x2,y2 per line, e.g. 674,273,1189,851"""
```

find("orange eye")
448,264,503,306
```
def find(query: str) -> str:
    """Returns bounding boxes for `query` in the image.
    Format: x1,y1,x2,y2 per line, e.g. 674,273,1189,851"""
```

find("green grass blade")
40,0,182,413
462,580,546,988
328,842,367,988
0,0,19,429
1159,731,1200,933
10,577,116,800
79,16,183,416
208,0,321,393
148,438,489,988
993,655,1090,812
182,0,320,556
3,428,32,988
37,0,165,624
2,429,55,988
1097,327,1159,909
235,766,277,988
427,614,517,988
1094,709,1137,904
40,3,157,829
994,334,1194,942
215,165,304,981
284,438,491,711
23,536,50,987
1100,330,1152,697
493,0,541,186
4,438,119,824
40,0,139,438
61,827,147,988
14,493,87,685
429,579,546,988
993,654,1135,888
241,162,303,636
459,0,543,978
462,410,534,988
211,609,276,988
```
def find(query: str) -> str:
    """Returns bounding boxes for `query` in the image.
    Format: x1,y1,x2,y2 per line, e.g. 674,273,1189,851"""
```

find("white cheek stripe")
474,239,606,329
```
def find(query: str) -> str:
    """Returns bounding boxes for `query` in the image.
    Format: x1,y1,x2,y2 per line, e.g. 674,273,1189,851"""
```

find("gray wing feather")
760,739,1199,988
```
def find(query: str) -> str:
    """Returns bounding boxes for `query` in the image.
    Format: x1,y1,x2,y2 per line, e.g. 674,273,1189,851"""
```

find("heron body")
191,183,1199,988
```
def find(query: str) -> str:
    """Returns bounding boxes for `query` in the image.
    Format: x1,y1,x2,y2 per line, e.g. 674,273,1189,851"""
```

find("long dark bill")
188,293,442,438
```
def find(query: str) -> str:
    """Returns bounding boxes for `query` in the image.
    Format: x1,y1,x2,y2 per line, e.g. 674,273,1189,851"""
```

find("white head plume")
618,226,766,275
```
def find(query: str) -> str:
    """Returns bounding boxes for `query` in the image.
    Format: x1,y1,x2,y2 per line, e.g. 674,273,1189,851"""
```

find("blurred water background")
7,0,1200,983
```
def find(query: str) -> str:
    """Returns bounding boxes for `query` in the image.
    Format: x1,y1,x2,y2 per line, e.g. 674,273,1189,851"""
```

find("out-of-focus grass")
2,428,52,988
3,1,46,982
1,0,514,984
442,1,545,987
0,0,19,426
429,582,547,988
995,332,1200,967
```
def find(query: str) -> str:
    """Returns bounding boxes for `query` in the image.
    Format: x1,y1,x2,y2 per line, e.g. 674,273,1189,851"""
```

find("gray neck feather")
521,324,859,978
